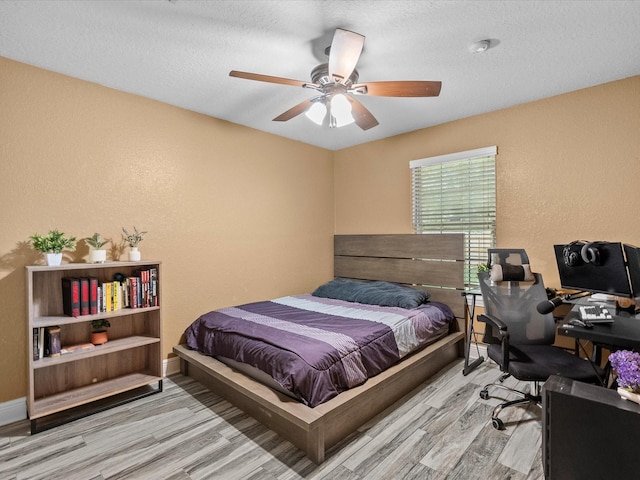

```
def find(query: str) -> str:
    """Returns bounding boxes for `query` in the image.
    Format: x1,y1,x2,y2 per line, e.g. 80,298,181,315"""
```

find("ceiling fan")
229,28,442,130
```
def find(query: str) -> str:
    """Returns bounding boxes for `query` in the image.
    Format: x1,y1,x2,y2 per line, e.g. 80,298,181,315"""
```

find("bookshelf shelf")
26,261,163,433
32,306,160,328
29,372,162,419
32,336,160,369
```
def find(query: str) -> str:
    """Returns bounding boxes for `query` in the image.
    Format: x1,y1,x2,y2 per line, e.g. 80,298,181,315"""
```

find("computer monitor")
623,244,640,298
554,242,632,297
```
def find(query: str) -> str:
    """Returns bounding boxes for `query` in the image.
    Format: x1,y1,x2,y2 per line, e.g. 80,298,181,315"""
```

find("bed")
173,234,466,463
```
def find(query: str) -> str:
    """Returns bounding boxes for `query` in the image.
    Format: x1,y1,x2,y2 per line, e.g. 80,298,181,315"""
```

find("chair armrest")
477,314,508,336
477,313,510,371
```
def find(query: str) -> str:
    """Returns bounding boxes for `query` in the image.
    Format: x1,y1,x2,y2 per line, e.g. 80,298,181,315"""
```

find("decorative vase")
617,387,640,405
91,331,108,345
128,247,141,261
45,253,62,266
90,249,107,263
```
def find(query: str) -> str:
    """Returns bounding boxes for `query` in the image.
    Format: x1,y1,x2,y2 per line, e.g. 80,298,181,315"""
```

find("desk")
557,307,640,365
462,289,484,375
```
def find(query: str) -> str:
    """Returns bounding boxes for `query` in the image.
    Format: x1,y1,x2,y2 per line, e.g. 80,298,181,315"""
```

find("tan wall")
0,57,334,403
1,54,638,407
335,76,640,287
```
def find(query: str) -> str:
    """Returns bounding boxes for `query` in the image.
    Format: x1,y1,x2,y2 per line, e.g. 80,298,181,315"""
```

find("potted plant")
122,226,147,261
477,263,490,273
85,232,110,263
29,229,77,266
84,232,111,263
90,318,111,345
610,350,640,405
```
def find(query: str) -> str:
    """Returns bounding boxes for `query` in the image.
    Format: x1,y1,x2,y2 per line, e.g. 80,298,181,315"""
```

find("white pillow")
490,264,534,282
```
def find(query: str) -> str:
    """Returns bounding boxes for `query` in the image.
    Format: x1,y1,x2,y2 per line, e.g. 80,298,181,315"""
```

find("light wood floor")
0,358,544,479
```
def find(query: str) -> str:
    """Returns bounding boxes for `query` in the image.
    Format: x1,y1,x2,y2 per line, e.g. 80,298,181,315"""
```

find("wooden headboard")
334,234,466,322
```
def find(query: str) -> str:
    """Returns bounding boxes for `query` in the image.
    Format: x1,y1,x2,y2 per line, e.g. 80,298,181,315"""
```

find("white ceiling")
1,0,639,150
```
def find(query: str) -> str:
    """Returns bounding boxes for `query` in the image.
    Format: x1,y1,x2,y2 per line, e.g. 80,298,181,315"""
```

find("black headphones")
563,240,602,267
581,242,601,265
563,241,584,267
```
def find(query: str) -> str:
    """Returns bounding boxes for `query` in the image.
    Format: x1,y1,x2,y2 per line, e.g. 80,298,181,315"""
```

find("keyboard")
579,305,614,323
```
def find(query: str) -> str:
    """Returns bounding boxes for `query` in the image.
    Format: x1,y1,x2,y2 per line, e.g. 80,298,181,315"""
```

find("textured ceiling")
1,0,639,150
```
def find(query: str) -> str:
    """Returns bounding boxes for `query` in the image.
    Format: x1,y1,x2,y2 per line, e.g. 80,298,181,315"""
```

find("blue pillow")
312,278,429,309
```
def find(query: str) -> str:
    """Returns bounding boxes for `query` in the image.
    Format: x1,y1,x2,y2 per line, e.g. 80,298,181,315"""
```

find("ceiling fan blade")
328,28,365,83
273,98,314,122
229,70,309,88
347,96,379,131
352,80,442,97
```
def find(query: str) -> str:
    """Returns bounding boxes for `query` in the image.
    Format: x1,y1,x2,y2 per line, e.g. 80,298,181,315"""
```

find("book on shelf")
139,272,145,307
32,328,39,360
44,326,61,357
60,343,95,354
89,277,98,315
142,269,149,307
61,277,80,317
80,277,90,316
129,276,139,308
63,277,102,317
33,326,63,359
36,327,45,359
150,267,158,306
122,277,130,308
60,267,159,316
113,280,120,311
104,282,112,312
132,267,159,308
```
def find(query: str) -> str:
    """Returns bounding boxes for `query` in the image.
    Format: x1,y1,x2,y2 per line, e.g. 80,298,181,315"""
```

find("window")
410,146,496,288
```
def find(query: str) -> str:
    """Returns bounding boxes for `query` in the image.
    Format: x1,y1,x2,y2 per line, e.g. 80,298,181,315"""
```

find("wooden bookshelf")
26,261,163,433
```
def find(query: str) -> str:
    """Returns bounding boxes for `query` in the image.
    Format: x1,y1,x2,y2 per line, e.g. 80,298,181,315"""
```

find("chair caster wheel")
480,389,490,400
491,417,504,430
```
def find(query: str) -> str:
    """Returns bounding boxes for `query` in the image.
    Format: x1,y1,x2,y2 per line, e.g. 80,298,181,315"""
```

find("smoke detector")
469,40,491,54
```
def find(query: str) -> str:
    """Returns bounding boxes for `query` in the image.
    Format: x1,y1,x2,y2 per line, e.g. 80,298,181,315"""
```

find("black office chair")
477,249,604,430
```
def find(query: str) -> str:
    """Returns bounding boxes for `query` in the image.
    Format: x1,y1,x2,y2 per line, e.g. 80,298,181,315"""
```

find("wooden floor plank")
0,358,544,479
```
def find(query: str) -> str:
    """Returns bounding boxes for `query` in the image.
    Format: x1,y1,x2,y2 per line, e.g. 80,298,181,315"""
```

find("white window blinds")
410,146,497,288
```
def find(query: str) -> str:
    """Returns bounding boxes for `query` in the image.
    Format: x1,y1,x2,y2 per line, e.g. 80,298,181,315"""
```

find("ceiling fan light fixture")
469,39,491,54
230,28,441,131
330,94,355,128
305,100,327,125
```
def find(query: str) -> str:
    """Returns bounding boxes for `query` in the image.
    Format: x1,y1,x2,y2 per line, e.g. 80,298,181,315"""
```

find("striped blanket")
185,294,455,407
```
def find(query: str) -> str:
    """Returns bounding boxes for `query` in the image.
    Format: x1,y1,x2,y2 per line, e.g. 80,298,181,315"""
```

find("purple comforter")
185,294,455,407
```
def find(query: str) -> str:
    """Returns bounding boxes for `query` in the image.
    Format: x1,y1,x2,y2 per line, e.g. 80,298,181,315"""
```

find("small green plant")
122,226,147,248
477,263,491,273
30,229,77,253
85,233,110,249
91,319,111,332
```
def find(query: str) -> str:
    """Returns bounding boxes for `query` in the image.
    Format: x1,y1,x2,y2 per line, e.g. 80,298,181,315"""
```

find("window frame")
410,146,497,288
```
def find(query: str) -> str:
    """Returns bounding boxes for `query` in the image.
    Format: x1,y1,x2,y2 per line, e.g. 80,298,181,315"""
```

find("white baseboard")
1,357,180,428
165,355,180,376
0,397,27,427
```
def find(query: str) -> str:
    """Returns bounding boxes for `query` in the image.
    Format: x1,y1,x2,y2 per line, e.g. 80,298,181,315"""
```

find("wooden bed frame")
173,234,466,463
